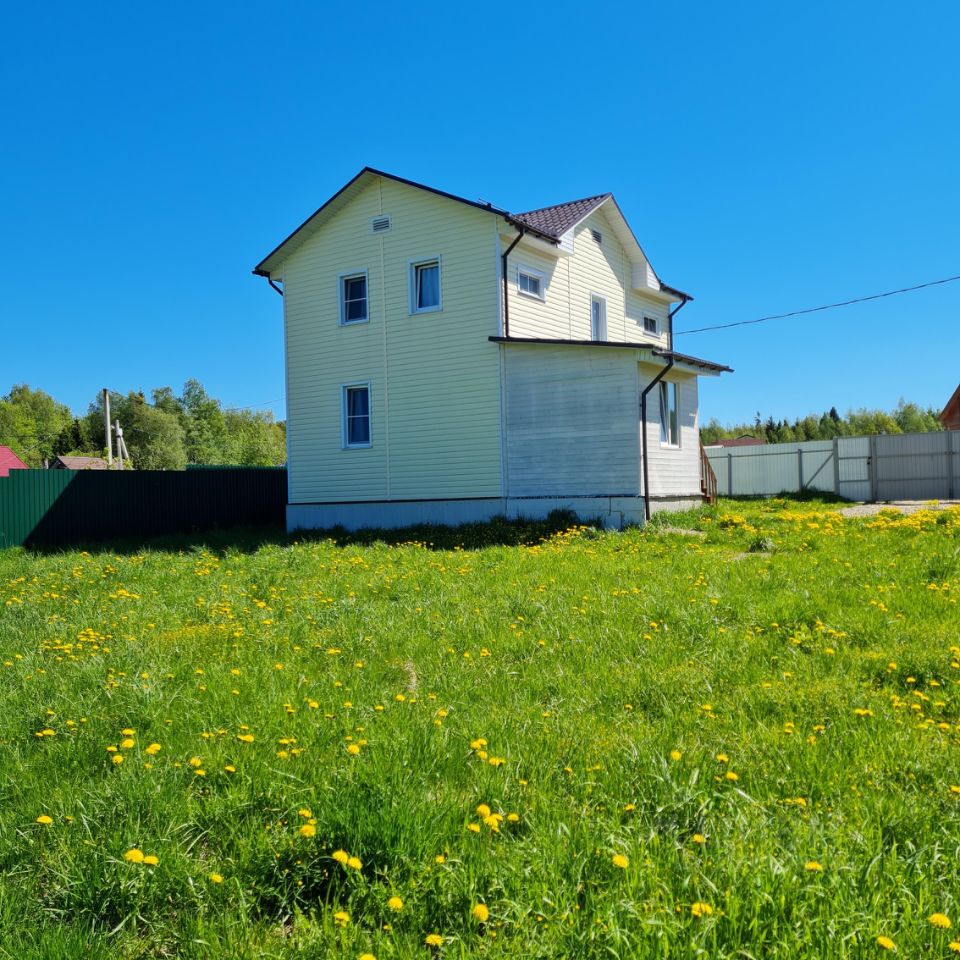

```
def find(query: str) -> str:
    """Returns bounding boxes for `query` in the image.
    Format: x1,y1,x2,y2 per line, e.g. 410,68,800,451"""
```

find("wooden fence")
705,432,960,501
0,468,287,548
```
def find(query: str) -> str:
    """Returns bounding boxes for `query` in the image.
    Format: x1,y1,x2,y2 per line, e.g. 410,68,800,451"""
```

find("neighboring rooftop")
707,436,767,448
51,455,110,470
939,383,960,429
0,445,28,477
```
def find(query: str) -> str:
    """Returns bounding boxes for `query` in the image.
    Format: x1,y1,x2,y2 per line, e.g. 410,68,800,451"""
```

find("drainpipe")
640,356,675,522
500,227,526,338
666,294,689,352
267,278,284,296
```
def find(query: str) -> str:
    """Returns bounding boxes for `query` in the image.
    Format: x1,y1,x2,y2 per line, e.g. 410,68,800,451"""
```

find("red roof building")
708,436,766,448
0,445,28,477
940,384,960,430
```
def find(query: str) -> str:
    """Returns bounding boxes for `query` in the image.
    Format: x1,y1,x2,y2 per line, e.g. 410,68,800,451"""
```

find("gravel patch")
837,501,960,518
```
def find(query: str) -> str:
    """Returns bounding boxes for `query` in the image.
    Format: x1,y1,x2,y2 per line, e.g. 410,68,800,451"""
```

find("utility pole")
103,388,113,467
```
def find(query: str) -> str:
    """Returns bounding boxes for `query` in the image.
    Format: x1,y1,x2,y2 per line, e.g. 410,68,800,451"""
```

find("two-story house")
254,168,730,531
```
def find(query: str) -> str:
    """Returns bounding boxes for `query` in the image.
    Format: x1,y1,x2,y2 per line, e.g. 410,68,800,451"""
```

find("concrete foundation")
287,495,704,533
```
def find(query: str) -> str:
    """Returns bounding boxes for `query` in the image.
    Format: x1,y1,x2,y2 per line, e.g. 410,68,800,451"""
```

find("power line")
223,397,285,413
674,273,960,335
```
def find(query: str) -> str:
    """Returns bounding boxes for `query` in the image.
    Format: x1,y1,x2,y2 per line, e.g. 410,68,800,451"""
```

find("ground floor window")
659,380,679,446
342,383,371,448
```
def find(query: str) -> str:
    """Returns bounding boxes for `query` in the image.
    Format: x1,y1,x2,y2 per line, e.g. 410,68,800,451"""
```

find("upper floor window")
339,271,368,325
643,315,658,335
410,258,442,313
517,265,545,300
342,383,371,448
590,295,607,341
659,381,679,446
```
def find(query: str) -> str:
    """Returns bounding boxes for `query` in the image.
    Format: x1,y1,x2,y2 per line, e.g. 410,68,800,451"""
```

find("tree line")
0,381,285,469
701,400,944,446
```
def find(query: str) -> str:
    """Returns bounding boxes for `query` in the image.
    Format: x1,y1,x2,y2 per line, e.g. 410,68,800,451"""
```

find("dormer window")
517,265,545,300
643,315,658,335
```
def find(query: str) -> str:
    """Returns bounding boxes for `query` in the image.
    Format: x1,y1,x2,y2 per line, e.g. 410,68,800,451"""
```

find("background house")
50,455,110,470
0,446,28,478
255,169,730,530
939,384,960,429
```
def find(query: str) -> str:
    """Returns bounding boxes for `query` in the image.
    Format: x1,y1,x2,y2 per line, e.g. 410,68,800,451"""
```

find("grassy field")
1,500,959,958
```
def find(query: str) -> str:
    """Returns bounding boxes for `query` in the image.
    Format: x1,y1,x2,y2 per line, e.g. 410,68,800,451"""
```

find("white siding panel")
641,367,702,497
503,344,640,497
282,177,502,503
505,208,670,348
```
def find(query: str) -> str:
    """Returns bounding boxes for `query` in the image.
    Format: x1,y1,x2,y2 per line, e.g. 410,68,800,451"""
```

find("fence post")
727,453,733,497
869,435,879,502
832,437,840,496
797,448,804,491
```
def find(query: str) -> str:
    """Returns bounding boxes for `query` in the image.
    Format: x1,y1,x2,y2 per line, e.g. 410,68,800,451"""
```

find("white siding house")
254,168,731,531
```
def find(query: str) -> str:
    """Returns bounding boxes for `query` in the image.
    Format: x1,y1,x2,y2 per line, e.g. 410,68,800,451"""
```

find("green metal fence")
0,468,287,548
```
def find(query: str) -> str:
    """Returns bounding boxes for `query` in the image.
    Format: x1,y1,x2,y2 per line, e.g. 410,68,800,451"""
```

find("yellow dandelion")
725,770,739,781
435,854,446,864
123,848,145,863
612,854,629,869
144,743,161,755
476,803,491,817
209,872,224,883
111,754,124,765
143,855,159,866
948,942,960,954
35,815,53,825
692,834,706,844
332,849,349,864
467,822,481,833
425,934,443,947
670,750,682,761
930,913,952,929
347,856,362,870
472,903,490,923
120,738,135,750
299,824,317,838
876,935,896,951
359,954,376,960
691,901,714,918
804,861,823,872
387,896,404,911
298,808,313,819
334,910,350,926
346,743,361,756
236,733,254,743
715,753,729,763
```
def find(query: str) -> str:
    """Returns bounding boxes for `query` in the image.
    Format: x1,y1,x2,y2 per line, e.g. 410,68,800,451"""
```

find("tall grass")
0,500,958,958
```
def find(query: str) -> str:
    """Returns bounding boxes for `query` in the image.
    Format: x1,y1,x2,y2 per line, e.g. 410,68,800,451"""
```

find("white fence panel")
705,432,959,501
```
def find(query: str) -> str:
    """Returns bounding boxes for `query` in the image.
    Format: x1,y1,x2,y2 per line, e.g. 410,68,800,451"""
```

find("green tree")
0,385,73,466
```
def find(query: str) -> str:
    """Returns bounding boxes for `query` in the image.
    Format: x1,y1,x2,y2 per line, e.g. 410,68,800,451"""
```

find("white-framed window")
643,315,658,335
339,271,369,325
517,264,545,300
409,257,442,313
659,380,679,447
341,383,371,448
590,295,607,341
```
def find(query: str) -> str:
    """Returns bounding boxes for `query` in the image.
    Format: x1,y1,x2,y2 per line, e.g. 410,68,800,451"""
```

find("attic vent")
591,228,602,244
371,215,392,234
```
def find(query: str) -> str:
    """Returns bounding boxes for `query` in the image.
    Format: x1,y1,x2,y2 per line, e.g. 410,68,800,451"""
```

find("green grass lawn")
1,500,959,958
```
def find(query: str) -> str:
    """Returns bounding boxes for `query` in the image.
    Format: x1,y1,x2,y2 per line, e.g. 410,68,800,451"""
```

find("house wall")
640,364,702,498
504,207,671,346
280,176,503,504
500,344,703,500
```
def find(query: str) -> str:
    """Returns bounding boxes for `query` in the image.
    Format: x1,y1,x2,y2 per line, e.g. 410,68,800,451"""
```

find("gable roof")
253,169,689,299
0,445,28,477
512,194,610,239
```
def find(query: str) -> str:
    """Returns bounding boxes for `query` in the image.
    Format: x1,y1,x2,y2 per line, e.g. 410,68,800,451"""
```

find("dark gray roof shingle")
511,194,610,240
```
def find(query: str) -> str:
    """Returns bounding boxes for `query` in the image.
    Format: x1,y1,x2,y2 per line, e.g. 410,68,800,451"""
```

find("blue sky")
2,0,957,425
